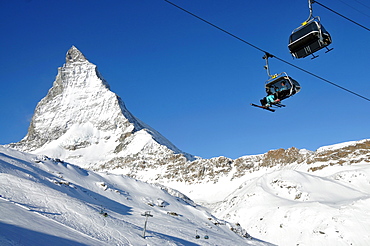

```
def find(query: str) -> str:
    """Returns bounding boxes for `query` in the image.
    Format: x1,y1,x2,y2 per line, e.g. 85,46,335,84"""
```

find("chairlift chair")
265,72,301,101
288,17,332,59
250,53,301,112
263,53,301,101
288,0,332,59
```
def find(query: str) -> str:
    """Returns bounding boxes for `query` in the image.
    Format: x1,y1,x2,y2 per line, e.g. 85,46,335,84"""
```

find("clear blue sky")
1,0,369,159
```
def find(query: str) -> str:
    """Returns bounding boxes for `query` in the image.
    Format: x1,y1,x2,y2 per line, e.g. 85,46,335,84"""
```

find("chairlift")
263,53,301,100
288,0,332,59
251,53,301,112
264,73,301,101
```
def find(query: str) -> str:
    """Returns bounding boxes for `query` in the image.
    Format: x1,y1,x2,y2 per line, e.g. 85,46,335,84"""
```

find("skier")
276,81,289,100
260,91,280,108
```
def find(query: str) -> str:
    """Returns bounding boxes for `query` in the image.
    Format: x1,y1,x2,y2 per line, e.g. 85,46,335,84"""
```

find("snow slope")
0,146,271,246
3,145,370,246
209,166,370,246
149,141,370,246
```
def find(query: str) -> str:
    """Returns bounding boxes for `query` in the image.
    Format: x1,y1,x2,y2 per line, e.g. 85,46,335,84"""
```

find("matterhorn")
10,46,193,170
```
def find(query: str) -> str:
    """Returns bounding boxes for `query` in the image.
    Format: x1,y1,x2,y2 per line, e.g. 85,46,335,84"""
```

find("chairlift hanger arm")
303,0,315,25
263,53,278,79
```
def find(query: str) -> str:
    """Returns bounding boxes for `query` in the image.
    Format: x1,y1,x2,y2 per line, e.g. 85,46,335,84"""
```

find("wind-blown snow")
0,146,269,246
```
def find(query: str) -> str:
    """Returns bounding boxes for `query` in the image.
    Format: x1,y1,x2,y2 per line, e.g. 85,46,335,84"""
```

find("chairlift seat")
288,19,332,58
265,73,301,100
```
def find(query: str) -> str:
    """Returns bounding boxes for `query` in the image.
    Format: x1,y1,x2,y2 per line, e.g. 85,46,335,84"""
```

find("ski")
274,103,286,108
250,103,275,112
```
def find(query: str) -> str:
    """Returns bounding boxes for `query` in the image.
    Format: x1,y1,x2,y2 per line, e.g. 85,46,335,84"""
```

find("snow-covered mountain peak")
65,45,88,64
9,47,192,168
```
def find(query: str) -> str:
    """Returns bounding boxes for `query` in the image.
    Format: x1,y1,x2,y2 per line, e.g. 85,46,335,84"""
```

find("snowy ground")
162,160,370,246
2,144,370,246
0,146,271,246
212,167,370,246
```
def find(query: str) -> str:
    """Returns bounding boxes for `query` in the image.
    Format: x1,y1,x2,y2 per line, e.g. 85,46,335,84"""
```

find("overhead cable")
353,0,370,10
314,0,370,32
164,0,370,103
337,0,370,19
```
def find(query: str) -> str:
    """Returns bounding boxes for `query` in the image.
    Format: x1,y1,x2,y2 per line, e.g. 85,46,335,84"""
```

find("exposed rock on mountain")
111,140,370,185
